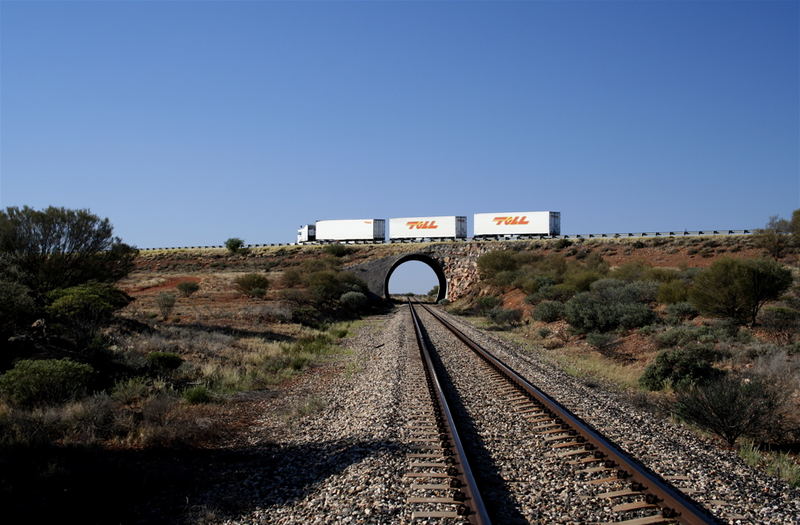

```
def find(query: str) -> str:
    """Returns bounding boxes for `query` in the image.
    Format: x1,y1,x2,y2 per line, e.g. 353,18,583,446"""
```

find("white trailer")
315,219,385,243
297,224,316,244
474,211,560,238
389,216,467,241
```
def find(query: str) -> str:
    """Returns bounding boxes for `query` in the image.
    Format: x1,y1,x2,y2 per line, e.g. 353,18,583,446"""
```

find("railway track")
406,300,719,524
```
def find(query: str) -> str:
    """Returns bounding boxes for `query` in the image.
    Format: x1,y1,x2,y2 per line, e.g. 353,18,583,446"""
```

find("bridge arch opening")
384,254,447,303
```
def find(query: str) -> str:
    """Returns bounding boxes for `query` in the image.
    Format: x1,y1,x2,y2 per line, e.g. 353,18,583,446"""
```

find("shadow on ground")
0,437,398,524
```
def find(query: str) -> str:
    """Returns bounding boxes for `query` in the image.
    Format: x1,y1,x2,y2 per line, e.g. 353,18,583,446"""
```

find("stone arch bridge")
345,242,497,301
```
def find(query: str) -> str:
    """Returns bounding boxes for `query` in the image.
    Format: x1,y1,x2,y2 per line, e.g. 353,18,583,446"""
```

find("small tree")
0,206,137,292
688,258,792,326
176,281,199,297
427,285,439,299
225,237,245,255
46,283,131,341
753,215,792,258
156,292,176,320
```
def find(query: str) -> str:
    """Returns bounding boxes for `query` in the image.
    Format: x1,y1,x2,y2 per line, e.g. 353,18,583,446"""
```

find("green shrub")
292,305,321,327
564,292,620,333
639,346,723,390
438,299,450,305
340,291,368,312
666,302,698,321
183,385,212,404
0,279,36,339
610,261,651,281
477,251,518,280
655,325,716,348
46,283,131,337
673,375,783,445
235,273,270,298
281,269,303,288
0,206,137,293
617,303,656,329
533,301,564,322
111,377,151,404
759,306,800,343
488,308,523,327
156,292,176,319
658,280,690,304
176,281,199,297
323,244,352,257
564,271,603,292
554,238,572,249
147,352,184,374
0,359,94,407
225,237,245,254
689,258,792,326
586,332,615,348
476,296,502,313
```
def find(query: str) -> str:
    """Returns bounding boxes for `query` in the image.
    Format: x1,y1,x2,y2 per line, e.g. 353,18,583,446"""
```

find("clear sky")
1,0,798,292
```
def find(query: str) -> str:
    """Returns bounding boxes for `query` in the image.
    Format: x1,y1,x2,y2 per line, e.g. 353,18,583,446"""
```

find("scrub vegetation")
0,206,379,518
448,210,800,484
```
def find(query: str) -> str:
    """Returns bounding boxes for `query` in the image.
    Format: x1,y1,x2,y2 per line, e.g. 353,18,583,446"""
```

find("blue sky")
1,1,798,292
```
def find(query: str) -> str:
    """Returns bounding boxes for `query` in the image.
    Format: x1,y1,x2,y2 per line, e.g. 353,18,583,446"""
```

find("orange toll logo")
493,216,530,226
406,221,439,230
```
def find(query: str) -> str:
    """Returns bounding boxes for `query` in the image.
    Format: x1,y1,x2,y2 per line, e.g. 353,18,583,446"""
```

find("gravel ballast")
432,307,800,524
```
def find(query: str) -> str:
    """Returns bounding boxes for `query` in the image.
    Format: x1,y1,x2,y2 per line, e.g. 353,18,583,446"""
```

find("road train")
297,211,560,243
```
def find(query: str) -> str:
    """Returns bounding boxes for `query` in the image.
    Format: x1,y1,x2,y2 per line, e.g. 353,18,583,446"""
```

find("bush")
292,305,321,327
476,296,502,314
689,258,793,326
0,279,36,339
147,351,184,374
563,271,603,292
488,308,522,327
617,303,656,329
563,292,620,333
658,280,690,304
533,301,564,322
0,359,94,407
0,206,137,293
176,281,199,297
234,273,269,298
759,306,800,343
438,299,450,305
156,292,176,319
586,332,615,348
655,325,718,348
225,237,246,254
46,283,131,339
281,269,303,288
323,244,352,257
673,375,783,445
666,302,698,321
183,385,212,404
340,291,368,312
554,238,572,249
639,346,723,390
477,251,518,280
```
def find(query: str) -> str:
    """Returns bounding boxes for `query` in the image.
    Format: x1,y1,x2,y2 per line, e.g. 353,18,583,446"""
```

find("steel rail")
419,303,719,525
408,300,492,525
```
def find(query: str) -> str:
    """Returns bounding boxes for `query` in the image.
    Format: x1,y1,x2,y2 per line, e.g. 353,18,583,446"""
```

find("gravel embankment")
432,307,800,524
205,313,412,524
